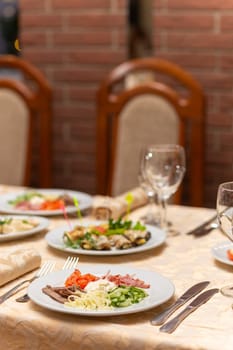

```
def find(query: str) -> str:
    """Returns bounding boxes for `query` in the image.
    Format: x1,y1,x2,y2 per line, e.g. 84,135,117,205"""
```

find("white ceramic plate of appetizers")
211,241,233,266
28,265,174,316
0,215,49,242
45,220,167,256
0,189,92,216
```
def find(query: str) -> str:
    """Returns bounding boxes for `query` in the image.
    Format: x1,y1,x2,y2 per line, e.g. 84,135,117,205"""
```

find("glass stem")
158,195,167,228
146,194,155,218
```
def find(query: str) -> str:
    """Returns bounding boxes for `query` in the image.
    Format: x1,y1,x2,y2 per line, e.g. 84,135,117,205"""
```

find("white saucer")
211,241,233,266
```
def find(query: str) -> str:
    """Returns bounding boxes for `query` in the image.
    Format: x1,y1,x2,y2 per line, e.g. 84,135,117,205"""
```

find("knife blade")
150,281,210,325
159,288,219,333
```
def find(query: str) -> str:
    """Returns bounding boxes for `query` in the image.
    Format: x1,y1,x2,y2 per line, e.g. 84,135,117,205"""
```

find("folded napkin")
92,187,148,220
0,248,41,287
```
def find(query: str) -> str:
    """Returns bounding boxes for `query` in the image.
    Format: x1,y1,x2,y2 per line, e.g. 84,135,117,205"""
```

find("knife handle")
159,306,194,333
151,299,184,325
159,288,219,333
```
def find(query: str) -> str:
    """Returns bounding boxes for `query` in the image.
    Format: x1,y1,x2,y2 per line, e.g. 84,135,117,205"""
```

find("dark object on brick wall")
128,0,153,58
0,0,19,55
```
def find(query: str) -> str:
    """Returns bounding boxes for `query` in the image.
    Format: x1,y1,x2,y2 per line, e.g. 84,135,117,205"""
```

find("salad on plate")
8,191,74,211
28,265,174,316
0,189,92,216
42,268,150,311
0,215,49,242
63,218,151,251
0,217,39,234
227,248,233,261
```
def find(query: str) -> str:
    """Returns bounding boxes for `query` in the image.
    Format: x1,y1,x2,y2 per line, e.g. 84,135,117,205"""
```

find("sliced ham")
105,274,150,289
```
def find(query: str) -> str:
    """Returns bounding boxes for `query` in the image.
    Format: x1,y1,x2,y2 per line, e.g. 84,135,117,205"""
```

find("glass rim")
218,181,233,191
145,144,184,151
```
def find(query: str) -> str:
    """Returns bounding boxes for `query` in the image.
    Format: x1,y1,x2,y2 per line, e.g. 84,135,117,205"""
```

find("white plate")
28,265,174,316
0,189,92,216
45,221,166,256
0,215,49,242
211,241,233,266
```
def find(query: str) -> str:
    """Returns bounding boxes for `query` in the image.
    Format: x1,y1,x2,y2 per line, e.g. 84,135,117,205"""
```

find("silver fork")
16,256,79,303
62,256,79,270
0,260,56,304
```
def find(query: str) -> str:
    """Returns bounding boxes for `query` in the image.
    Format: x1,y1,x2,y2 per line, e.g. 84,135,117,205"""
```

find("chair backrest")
0,55,52,187
96,57,205,206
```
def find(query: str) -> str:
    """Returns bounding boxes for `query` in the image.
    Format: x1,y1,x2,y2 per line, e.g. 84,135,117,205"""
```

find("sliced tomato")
65,269,98,289
40,199,64,210
227,249,233,261
94,225,107,234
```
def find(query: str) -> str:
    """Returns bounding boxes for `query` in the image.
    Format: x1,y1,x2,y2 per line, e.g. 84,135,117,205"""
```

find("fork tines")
62,256,79,270
38,260,56,277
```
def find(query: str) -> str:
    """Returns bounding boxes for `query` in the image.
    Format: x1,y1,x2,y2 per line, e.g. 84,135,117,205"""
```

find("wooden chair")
96,57,205,206
0,55,52,187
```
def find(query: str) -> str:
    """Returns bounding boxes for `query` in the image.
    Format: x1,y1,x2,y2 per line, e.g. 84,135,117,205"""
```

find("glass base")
220,285,233,298
140,214,159,226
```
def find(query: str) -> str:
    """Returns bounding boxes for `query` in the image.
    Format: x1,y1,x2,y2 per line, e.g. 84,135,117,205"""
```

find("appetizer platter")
28,265,174,316
0,215,49,242
211,241,233,266
0,189,92,216
45,218,167,256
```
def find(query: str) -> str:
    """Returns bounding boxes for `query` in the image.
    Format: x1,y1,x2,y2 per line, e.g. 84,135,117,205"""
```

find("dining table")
0,184,233,350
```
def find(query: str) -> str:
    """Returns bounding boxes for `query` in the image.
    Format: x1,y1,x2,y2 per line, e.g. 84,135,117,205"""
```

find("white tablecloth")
0,186,232,350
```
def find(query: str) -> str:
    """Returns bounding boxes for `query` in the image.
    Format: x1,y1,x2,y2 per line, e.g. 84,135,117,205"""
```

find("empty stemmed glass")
216,181,233,298
142,144,186,230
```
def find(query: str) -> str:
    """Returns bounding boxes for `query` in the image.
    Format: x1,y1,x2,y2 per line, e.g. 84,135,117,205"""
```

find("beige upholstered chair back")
112,94,179,196
96,57,205,206
0,55,52,187
0,88,29,185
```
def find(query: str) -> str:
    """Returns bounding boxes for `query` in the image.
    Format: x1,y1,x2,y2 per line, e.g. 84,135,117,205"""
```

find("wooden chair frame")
96,58,205,206
0,55,52,187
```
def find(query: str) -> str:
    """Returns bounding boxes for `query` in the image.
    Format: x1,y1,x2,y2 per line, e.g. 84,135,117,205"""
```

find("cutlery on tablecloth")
192,222,219,237
151,281,210,325
0,260,56,304
159,288,219,334
16,256,79,303
186,214,218,235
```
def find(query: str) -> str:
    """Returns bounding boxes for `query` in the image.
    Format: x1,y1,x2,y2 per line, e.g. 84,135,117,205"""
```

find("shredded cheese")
65,289,113,310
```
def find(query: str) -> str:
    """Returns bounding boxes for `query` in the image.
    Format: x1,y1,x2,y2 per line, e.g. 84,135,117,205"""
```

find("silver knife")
151,281,210,325
159,288,219,333
186,214,218,235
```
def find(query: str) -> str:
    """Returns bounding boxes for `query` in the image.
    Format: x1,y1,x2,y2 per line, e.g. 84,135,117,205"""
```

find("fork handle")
0,277,34,304
15,293,30,303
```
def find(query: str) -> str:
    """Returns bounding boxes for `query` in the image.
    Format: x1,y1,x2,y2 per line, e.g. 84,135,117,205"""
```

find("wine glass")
216,181,233,297
138,169,159,225
142,144,186,230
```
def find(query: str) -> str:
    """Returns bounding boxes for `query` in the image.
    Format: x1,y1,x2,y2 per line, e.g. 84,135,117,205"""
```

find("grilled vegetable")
63,218,151,251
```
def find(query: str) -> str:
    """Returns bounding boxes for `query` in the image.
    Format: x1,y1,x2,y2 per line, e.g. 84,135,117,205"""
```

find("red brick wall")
20,0,233,207
20,0,127,194
154,0,233,207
